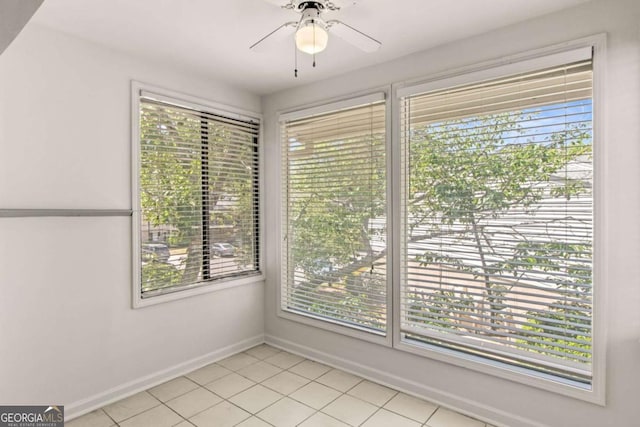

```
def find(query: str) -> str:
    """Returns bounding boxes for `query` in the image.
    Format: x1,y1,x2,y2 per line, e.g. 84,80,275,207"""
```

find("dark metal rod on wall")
0,209,133,218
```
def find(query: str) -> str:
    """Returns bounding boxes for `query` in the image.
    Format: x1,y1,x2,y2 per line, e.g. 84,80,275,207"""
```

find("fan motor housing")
288,0,339,11
298,1,325,10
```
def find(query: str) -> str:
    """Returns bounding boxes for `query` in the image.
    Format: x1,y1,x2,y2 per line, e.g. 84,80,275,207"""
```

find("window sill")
132,272,264,309
394,337,604,405
277,307,391,347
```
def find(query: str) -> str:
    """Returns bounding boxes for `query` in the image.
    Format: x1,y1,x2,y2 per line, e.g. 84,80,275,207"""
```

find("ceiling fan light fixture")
295,9,328,54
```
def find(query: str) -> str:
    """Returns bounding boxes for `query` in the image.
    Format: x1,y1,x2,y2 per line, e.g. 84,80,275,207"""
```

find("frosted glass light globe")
295,20,329,54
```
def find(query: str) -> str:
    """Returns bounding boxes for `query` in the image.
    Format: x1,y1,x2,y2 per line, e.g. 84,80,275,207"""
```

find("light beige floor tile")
322,394,378,426
148,377,199,402
204,372,255,398
102,391,160,422
383,393,437,423
186,363,232,386
426,408,485,427
362,409,421,427
299,412,350,427
316,369,362,392
235,416,273,427
229,384,283,414
288,360,332,380
90,348,494,427
245,344,281,360
237,360,283,382
66,409,114,427
189,401,250,427
264,351,305,369
290,381,342,409
118,404,182,427
256,397,315,427
261,371,311,395
347,380,397,406
165,387,222,419
217,353,260,371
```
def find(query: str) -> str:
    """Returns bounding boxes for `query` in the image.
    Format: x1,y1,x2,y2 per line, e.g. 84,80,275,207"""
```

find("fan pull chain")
312,19,317,67
294,38,298,77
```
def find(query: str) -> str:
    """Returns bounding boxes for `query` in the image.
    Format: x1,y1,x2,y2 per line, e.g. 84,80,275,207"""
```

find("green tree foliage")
406,110,592,362
289,106,593,363
289,137,386,275
519,302,591,362
286,132,387,330
141,261,181,293
139,103,258,291
140,105,203,289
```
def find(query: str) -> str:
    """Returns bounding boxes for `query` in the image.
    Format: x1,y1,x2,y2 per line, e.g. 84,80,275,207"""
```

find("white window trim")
131,81,265,308
391,34,607,405
276,89,394,347
395,46,593,99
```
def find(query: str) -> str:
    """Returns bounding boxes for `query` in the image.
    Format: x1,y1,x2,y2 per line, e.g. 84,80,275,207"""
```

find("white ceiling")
31,0,590,95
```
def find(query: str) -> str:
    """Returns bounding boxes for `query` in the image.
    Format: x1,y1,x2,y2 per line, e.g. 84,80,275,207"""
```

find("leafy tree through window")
136,93,260,298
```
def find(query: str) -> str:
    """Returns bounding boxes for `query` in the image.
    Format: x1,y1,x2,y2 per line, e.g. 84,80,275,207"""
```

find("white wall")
262,0,640,426
0,24,264,417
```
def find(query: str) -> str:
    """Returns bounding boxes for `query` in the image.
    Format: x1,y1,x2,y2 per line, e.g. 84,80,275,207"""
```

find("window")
277,42,602,398
133,87,260,303
398,49,594,387
280,94,388,335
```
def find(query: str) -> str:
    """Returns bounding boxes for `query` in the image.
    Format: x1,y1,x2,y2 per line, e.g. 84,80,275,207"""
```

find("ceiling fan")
250,0,381,76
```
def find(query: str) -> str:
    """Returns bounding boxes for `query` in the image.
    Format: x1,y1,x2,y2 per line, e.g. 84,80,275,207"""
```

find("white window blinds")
400,58,594,384
137,93,260,297
281,96,387,334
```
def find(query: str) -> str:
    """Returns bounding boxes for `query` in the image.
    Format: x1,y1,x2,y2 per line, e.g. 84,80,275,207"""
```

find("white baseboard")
65,334,264,421
265,334,548,427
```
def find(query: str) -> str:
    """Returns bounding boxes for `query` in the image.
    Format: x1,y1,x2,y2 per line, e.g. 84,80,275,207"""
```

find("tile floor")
67,344,496,427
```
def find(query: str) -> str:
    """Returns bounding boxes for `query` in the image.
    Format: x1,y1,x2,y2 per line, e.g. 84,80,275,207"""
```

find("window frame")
277,90,394,347
131,81,264,308
391,36,607,404
275,36,606,404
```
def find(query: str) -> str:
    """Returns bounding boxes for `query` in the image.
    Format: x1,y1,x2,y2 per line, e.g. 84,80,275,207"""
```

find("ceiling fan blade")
327,20,381,53
250,21,297,52
261,0,285,6
331,0,361,8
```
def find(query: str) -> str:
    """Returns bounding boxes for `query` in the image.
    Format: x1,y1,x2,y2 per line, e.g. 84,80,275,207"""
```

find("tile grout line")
358,406,384,427
150,376,202,404
224,359,318,422
423,404,441,427
162,401,189,425
100,408,119,426
288,380,343,410
239,356,364,426
350,390,412,426
294,410,318,427
107,391,163,425
166,386,226,425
